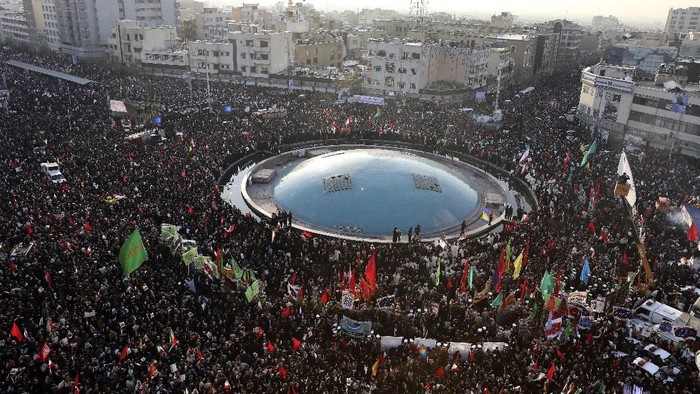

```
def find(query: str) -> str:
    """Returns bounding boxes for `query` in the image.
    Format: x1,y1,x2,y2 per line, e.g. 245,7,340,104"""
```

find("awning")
5,60,93,85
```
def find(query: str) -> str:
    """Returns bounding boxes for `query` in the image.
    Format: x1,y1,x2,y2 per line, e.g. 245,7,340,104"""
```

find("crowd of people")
1,42,699,394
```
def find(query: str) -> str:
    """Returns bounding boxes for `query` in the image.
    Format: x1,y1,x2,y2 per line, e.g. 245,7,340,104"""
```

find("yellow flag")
372,358,381,376
512,252,524,280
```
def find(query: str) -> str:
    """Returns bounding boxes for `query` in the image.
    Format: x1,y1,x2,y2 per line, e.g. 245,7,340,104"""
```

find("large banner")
349,95,385,106
617,152,637,208
338,316,372,338
670,93,688,114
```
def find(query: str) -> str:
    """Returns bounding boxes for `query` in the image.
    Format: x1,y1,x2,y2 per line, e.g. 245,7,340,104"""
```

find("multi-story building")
664,7,700,38
547,19,583,66
680,31,700,58
107,21,177,66
0,10,30,43
372,19,413,38
487,47,515,92
231,3,260,24
38,0,178,58
591,15,622,33
295,36,344,69
488,34,536,86
577,62,700,156
230,29,292,78
363,39,426,96
188,41,235,76
534,33,559,76
195,7,228,40
363,39,492,97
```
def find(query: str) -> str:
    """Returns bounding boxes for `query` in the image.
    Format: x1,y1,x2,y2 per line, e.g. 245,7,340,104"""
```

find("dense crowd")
1,42,699,394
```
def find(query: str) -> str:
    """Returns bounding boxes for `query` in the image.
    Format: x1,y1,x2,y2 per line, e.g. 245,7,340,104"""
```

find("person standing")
461,220,467,235
415,224,421,239
408,227,413,243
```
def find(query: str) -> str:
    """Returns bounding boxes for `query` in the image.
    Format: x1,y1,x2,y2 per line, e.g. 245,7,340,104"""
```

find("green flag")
580,139,598,168
468,265,474,291
245,280,260,302
563,321,574,338
505,239,512,271
160,224,178,242
540,270,555,299
490,293,503,308
435,261,441,287
373,108,381,119
181,247,198,266
229,258,244,280
193,255,211,270
119,228,149,276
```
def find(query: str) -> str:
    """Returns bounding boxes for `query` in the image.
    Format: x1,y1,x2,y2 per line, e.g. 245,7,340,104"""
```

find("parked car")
40,162,66,183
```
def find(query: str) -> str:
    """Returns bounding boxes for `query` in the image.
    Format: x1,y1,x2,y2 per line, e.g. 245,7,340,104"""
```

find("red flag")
533,358,539,372
44,270,52,286
547,363,555,381
302,231,313,238
601,231,609,243
10,322,23,341
468,351,475,363
292,337,301,351
435,366,444,379
359,279,369,301
74,372,79,394
291,272,297,286
348,270,356,296
83,222,91,231
278,366,287,377
622,250,629,266
556,348,565,361
298,287,304,302
197,348,205,360
266,341,276,353
40,341,51,361
282,307,291,318
587,222,596,233
149,361,157,378
365,251,377,295
120,344,129,361
460,258,469,293
688,223,699,242
321,291,328,305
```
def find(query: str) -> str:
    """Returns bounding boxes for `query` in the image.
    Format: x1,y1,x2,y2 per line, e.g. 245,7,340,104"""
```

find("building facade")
577,62,700,156
605,44,679,79
488,34,536,86
188,41,235,74
664,7,700,37
295,37,344,69
680,32,700,58
363,39,426,96
230,29,292,78
0,11,30,43
591,15,622,33
107,21,178,66
195,7,228,40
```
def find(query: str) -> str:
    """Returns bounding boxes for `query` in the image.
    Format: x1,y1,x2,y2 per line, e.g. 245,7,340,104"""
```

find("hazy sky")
204,0,698,25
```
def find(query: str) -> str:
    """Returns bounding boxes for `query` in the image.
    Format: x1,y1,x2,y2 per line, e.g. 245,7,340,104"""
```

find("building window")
246,40,253,46
261,53,268,60
306,59,311,65
313,58,318,64
385,76,394,87
250,66,256,73
385,62,395,73
241,52,246,59
410,68,417,75
241,66,247,72
260,66,268,74
410,83,416,90
260,40,268,47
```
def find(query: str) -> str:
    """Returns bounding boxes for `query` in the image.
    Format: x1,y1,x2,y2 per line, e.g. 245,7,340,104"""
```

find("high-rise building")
39,0,178,58
591,15,622,33
664,7,700,38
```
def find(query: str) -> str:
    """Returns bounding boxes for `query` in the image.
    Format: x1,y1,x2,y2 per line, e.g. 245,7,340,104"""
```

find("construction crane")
614,152,654,294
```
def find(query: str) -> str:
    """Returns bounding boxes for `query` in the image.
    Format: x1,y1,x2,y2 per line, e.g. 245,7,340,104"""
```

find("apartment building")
577,62,700,156
37,0,178,58
363,39,492,96
195,7,228,40
0,10,30,43
295,36,344,69
665,7,700,37
488,34,536,86
230,29,292,78
680,32,700,58
188,41,235,74
107,21,177,66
